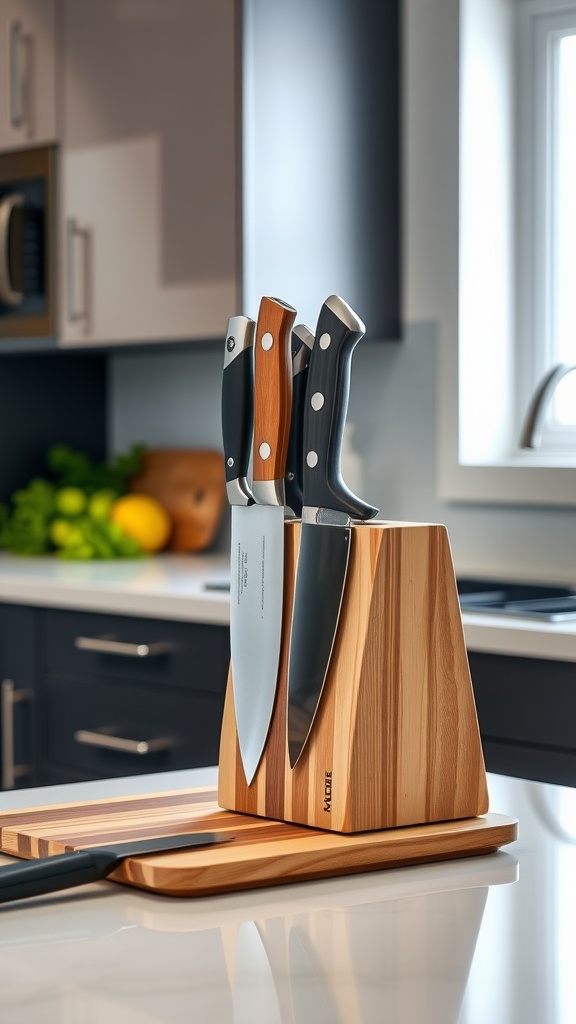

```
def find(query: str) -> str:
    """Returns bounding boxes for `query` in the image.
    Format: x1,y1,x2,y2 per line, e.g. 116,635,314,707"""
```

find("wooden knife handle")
253,296,296,485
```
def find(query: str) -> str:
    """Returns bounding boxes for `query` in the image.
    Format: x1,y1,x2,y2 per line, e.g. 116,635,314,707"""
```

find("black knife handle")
0,849,118,904
222,316,255,504
302,296,378,518
285,325,314,517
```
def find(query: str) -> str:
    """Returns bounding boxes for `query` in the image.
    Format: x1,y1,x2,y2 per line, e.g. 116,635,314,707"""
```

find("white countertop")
0,552,231,624
0,767,575,1023
1,552,576,660
461,608,576,662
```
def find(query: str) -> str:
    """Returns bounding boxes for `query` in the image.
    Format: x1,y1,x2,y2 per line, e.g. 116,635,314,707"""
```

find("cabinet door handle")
0,194,24,306
74,636,172,658
1,679,32,790
66,217,82,323
74,729,174,755
9,21,23,128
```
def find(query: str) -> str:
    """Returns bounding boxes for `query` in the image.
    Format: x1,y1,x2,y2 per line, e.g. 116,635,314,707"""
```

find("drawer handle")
1,679,32,790
74,728,174,755
74,636,172,658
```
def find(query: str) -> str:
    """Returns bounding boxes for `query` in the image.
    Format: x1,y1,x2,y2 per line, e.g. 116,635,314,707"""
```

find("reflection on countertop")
0,769,575,1022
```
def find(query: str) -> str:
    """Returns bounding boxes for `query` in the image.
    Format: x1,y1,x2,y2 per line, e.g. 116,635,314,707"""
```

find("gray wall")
109,0,576,584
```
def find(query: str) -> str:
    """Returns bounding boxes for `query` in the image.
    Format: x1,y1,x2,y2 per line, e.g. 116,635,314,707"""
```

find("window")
438,0,576,505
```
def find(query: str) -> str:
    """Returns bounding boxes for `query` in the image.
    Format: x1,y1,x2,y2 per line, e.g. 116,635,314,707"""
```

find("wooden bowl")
130,449,226,552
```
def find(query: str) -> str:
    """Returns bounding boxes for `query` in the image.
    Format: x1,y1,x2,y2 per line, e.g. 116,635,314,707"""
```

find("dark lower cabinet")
0,603,229,790
468,651,576,788
0,606,38,790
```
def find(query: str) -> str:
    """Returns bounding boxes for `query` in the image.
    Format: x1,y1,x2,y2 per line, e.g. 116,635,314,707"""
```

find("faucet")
519,363,576,449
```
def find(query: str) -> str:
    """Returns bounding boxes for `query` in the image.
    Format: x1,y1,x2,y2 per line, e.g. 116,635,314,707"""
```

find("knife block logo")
324,772,333,813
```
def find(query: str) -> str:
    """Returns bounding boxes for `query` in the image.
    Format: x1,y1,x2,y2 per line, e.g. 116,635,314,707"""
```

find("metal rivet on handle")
261,332,274,350
319,333,331,349
259,442,271,460
310,392,324,411
226,336,235,352
306,451,318,468
227,457,234,467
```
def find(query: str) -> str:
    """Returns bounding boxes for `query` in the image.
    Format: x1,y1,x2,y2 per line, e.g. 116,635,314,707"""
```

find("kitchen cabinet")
58,0,239,347
469,650,576,788
0,602,230,789
57,0,399,349
0,0,56,151
0,605,37,790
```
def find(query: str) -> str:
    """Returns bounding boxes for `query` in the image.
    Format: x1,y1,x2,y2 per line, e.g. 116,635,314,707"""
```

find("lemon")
55,487,87,517
109,493,171,553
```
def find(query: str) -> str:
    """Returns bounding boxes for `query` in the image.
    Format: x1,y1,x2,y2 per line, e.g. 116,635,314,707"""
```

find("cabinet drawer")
44,609,229,694
43,675,224,779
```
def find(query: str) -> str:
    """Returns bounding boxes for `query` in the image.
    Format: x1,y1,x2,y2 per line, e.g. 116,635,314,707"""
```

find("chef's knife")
285,325,314,518
0,831,231,904
225,297,296,785
287,295,378,768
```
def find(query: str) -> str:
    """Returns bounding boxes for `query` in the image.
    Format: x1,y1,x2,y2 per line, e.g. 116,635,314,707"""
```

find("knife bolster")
218,520,489,834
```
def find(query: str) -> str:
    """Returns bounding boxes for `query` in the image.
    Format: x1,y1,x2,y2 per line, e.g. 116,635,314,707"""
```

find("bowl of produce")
0,444,172,560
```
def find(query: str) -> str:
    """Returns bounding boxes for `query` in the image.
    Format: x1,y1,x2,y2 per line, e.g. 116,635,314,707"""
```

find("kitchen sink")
457,578,576,622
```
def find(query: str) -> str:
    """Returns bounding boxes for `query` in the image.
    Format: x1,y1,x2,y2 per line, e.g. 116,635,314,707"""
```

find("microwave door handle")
0,194,24,306
9,21,23,128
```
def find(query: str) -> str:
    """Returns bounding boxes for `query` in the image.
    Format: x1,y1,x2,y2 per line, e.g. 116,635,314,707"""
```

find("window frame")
525,5,576,448
438,0,576,506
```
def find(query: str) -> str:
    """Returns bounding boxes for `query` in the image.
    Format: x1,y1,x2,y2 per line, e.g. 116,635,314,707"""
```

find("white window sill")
438,454,576,506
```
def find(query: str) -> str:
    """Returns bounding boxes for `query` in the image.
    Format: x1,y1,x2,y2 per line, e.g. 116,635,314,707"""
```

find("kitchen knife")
224,297,296,785
287,295,378,768
0,831,231,904
285,325,314,518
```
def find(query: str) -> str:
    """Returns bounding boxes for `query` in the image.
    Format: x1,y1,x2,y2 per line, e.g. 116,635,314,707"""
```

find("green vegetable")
47,444,145,495
88,489,118,521
0,479,56,555
0,444,147,559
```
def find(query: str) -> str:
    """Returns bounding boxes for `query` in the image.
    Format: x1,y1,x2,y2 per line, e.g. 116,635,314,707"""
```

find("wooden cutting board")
0,788,517,898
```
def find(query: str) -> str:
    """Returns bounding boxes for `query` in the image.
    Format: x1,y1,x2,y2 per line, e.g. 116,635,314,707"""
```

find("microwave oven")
0,145,56,340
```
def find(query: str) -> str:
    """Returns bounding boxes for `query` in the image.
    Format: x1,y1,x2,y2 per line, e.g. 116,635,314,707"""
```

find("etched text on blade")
230,504,285,783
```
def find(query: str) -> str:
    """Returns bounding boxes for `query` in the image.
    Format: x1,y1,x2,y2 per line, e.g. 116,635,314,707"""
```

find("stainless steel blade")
230,502,285,784
287,522,351,767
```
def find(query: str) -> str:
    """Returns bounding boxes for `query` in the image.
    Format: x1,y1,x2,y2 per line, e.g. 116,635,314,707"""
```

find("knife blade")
285,324,314,519
287,295,378,768
0,831,232,904
225,297,296,785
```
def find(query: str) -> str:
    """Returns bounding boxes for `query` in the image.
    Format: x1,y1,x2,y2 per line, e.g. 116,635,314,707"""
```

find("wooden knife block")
218,521,489,833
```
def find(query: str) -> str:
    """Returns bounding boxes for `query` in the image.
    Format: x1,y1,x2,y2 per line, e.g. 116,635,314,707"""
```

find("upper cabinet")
0,0,400,349
0,0,56,150
58,0,239,347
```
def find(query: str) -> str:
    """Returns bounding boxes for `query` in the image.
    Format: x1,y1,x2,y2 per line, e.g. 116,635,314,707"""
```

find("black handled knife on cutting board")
285,324,314,518
286,295,378,768
0,832,231,904
223,298,296,785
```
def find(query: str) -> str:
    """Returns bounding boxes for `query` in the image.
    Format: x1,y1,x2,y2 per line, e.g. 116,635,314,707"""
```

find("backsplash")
109,325,576,582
